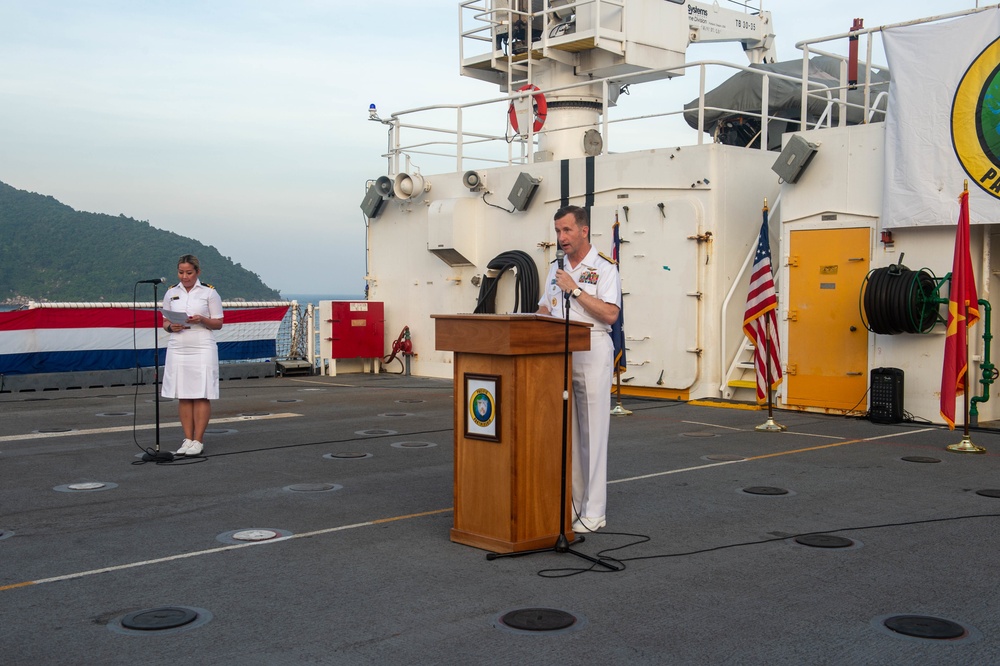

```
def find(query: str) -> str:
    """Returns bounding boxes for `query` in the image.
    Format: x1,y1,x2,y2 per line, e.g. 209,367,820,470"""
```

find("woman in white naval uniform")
537,206,621,533
161,254,224,456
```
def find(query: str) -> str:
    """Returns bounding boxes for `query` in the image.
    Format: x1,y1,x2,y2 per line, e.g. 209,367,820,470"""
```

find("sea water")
281,293,365,307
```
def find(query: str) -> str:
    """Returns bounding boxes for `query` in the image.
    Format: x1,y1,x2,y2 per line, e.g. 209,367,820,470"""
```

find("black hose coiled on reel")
473,250,540,314
860,263,938,335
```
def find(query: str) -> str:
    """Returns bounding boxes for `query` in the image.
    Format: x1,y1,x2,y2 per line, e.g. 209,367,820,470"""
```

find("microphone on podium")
137,277,166,284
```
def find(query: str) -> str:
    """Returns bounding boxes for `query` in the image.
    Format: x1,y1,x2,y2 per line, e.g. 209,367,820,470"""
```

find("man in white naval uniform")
536,205,621,532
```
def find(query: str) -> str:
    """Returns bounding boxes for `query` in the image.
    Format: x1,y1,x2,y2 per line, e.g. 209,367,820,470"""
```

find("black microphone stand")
142,282,173,462
488,283,619,571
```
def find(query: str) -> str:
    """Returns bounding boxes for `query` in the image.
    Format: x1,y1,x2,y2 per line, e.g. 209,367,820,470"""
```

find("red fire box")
325,301,384,359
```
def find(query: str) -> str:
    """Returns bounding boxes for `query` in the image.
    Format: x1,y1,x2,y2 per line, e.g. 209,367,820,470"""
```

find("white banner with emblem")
882,10,1000,228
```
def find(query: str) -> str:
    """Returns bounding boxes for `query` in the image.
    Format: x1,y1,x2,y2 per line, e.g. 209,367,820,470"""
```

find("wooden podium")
433,314,591,553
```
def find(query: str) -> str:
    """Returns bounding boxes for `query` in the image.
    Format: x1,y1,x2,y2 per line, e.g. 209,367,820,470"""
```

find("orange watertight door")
786,227,870,410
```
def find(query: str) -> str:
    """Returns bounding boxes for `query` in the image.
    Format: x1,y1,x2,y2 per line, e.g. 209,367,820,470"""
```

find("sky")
0,0,983,296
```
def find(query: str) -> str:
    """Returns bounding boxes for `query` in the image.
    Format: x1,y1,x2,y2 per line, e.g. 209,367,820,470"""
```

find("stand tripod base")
486,533,622,571
946,436,986,454
755,417,787,432
142,450,175,462
610,403,632,416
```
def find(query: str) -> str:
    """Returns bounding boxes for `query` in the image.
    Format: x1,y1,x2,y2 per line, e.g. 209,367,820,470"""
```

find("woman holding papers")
161,254,224,456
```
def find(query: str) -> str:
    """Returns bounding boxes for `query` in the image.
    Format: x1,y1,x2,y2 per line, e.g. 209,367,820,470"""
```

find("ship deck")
2,373,999,664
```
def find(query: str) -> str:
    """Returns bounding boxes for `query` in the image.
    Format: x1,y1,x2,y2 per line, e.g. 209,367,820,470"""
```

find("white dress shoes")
175,439,203,456
572,516,607,532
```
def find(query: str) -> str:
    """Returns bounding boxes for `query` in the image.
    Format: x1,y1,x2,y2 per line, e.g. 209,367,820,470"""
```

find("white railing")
380,3,1000,179
377,58,847,177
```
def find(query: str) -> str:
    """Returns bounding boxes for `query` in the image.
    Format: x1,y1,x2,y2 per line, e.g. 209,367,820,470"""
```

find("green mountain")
0,181,281,303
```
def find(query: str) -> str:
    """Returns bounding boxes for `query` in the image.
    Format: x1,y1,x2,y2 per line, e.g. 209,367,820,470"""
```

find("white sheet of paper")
162,309,190,324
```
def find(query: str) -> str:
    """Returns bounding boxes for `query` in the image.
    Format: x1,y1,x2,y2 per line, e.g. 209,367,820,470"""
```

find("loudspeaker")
771,134,818,184
507,172,540,211
374,176,394,199
394,172,430,200
360,183,386,218
462,170,485,191
869,367,904,424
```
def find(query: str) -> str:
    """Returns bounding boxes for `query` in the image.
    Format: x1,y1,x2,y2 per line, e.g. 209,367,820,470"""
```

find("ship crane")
686,0,776,65
462,0,775,161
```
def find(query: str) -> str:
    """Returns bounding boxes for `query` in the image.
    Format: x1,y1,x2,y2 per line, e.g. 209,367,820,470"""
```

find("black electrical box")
869,367,904,424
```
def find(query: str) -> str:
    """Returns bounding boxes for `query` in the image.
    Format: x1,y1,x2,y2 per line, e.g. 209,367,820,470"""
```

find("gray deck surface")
1,373,998,665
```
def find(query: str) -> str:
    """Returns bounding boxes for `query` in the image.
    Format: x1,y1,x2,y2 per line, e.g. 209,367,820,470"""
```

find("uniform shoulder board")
171,283,181,289
598,251,617,266
203,283,215,289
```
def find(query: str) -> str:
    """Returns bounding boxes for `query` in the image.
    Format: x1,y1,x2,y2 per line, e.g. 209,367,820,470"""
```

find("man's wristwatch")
571,287,582,299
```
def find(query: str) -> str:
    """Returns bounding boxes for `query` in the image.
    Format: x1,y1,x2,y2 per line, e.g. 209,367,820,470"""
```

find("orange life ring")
508,84,547,134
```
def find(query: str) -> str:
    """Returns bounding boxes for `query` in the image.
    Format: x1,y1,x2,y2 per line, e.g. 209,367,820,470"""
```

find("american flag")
743,206,782,402
610,212,626,374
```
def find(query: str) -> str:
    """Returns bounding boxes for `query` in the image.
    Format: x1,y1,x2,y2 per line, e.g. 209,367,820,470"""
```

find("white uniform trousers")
571,331,613,521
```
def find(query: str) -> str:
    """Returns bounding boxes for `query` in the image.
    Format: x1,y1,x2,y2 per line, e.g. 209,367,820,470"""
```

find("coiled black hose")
860,265,938,334
473,250,540,314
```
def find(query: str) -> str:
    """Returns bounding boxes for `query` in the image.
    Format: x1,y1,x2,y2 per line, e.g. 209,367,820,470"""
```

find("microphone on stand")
138,276,173,462
556,249,569,310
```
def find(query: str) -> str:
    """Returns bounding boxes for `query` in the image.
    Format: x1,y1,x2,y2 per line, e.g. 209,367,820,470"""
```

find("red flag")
940,189,980,429
743,207,783,403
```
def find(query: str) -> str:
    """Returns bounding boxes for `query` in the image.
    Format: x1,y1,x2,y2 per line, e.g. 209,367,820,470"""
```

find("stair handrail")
719,192,782,395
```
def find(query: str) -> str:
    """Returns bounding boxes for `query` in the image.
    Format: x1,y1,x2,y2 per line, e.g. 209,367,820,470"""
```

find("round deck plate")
121,607,198,631
392,441,437,449
284,483,342,493
324,452,372,459
883,615,966,640
795,534,854,548
743,486,789,496
500,608,577,632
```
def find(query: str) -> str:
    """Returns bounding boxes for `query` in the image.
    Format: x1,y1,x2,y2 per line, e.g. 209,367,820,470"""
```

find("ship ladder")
723,337,758,400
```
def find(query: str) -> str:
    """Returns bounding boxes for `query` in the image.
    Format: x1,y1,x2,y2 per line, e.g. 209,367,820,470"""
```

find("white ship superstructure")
361,1,1000,427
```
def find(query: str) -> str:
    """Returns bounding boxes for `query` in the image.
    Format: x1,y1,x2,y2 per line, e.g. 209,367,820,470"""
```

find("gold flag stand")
947,325,985,453
755,335,786,432
611,368,632,416
946,183,985,454
756,416,786,432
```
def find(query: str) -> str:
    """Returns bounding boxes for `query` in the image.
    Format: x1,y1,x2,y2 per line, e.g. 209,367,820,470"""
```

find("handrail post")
760,74,769,150
697,63,706,146
800,45,809,133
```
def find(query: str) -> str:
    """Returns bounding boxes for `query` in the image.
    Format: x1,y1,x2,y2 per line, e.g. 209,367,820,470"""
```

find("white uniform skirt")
161,327,219,400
